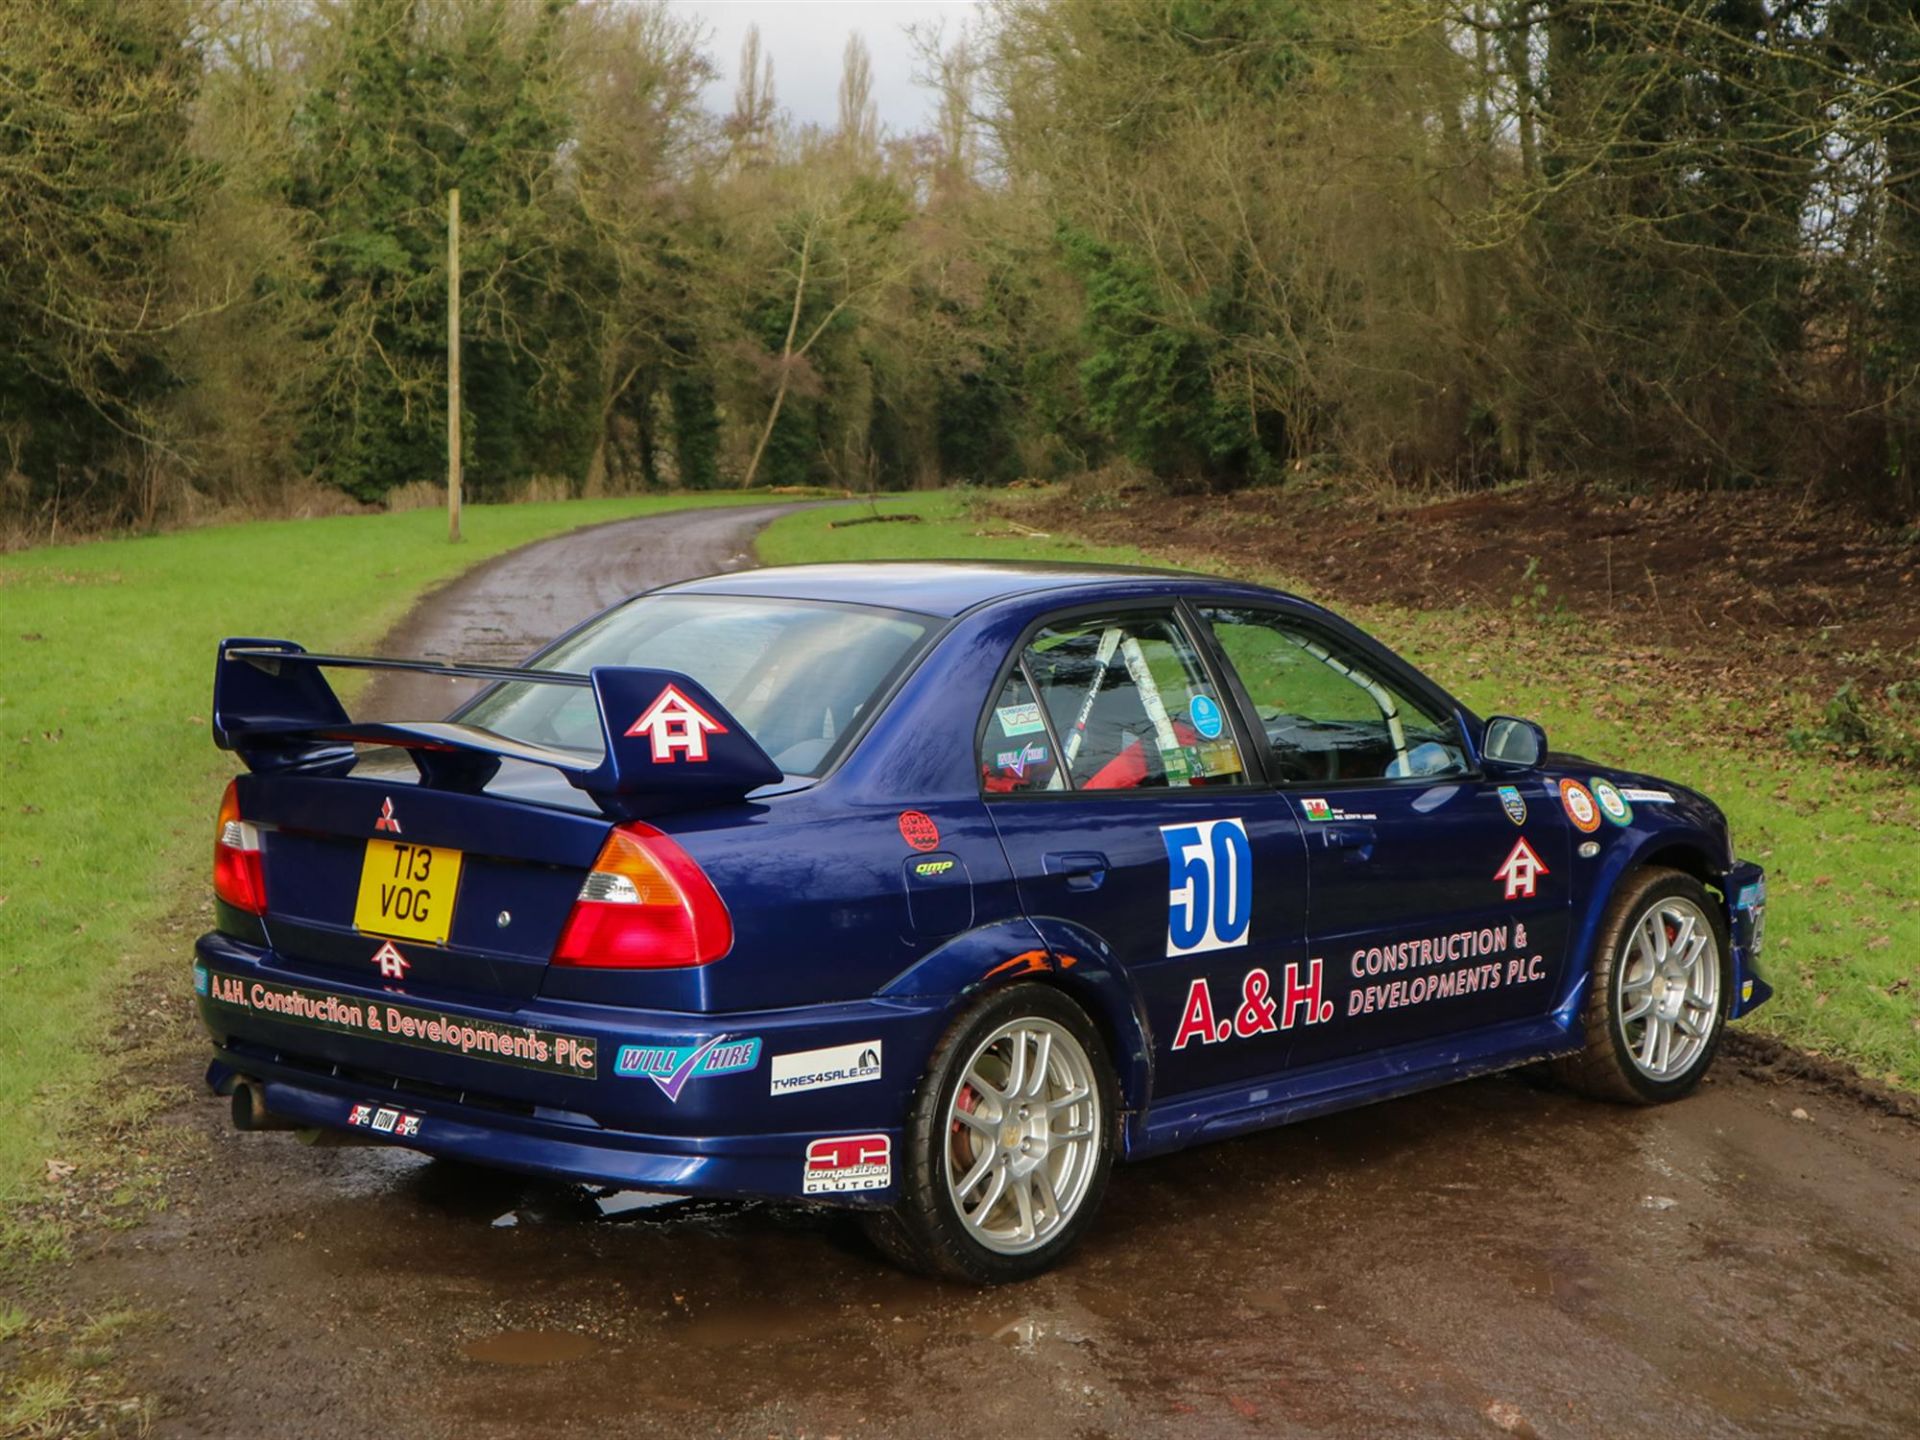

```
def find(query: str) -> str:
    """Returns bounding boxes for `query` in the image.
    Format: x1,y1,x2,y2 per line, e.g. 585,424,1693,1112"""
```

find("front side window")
1200,607,1469,783
980,612,1246,793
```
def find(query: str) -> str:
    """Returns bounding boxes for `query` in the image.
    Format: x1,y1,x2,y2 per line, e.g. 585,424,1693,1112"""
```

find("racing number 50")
1161,818,1252,957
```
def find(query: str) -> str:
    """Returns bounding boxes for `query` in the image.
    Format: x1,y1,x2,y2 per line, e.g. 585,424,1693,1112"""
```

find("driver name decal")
1161,817,1252,957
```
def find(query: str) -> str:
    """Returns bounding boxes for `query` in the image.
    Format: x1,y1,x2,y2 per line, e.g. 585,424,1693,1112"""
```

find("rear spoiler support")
212,638,784,819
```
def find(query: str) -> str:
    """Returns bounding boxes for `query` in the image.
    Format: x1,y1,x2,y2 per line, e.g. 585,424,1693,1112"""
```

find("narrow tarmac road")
75,505,1920,1439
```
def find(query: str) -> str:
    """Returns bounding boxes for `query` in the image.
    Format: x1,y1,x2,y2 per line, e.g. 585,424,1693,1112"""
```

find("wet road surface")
356,501,800,721
78,505,1920,1438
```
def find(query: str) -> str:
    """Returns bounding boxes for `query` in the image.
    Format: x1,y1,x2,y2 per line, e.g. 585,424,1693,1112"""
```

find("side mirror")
1483,716,1547,771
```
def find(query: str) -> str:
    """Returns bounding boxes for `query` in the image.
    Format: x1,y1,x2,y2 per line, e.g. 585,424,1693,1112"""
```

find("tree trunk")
741,222,815,489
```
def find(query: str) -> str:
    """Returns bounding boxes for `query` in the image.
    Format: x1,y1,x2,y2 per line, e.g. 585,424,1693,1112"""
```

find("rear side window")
980,669,1064,793
460,595,935,778
981,612,1246,793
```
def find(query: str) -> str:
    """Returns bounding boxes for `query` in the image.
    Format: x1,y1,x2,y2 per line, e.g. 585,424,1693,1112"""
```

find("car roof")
659,560,1294,618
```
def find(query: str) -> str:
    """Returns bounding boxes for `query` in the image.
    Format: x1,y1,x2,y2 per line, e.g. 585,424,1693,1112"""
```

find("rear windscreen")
457,595,936,778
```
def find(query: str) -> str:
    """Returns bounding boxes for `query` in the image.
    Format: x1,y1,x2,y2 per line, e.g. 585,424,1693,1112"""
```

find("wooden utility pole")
447,187,462,543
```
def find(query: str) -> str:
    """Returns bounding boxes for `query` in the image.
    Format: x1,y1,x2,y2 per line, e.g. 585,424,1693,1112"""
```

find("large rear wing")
212,638,784,819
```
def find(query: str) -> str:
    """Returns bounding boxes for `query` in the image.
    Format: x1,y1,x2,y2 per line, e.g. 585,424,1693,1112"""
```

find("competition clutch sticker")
1559,779,1602,833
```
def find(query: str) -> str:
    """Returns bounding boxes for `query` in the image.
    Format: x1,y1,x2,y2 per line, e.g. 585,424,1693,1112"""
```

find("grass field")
0,492,771,1198
760,491,1920,1089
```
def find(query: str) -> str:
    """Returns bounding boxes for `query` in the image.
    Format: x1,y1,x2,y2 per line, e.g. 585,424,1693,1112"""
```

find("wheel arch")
877,915,1154,1141
1559,827,1730,1026
1638,840,1724,893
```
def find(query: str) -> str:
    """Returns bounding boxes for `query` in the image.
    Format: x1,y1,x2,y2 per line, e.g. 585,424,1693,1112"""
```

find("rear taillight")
551,823,733,969
213,779,267,915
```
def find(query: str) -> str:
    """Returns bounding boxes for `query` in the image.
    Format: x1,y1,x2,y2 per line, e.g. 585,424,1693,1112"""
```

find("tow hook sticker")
349,1104,422,1138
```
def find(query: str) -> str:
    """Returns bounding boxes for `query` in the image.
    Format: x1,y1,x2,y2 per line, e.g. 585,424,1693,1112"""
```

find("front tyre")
864,984,1115,1283
1555,867,1731,1104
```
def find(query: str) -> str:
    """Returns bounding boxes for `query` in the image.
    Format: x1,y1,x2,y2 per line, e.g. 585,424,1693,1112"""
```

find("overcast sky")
667,1,983,135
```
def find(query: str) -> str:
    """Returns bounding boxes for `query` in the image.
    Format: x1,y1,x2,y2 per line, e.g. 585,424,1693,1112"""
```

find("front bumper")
194,931,946,1203
1725,859,1772,1019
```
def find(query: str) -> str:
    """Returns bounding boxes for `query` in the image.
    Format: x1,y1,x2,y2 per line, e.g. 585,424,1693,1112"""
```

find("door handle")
1319,824,1376,859
1045,851,1109,891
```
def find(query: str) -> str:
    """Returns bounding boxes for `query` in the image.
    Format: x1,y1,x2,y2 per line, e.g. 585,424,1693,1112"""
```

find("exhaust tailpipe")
229,1079,301,1132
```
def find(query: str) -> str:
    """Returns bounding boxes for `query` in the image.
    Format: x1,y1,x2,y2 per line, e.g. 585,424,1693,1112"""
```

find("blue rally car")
198,561,1770,1281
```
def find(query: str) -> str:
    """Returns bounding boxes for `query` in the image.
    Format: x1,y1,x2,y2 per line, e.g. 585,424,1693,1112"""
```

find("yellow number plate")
353,839,464,945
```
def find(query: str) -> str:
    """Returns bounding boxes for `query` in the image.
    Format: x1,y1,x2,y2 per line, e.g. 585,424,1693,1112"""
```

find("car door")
980,605,1317,1097
1193,604,1573,1071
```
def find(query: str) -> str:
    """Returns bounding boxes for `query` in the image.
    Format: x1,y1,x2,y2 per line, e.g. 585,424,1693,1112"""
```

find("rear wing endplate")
212,638,783,818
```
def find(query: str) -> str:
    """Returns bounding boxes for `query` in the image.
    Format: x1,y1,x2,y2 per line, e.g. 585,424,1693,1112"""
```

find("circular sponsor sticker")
898,810,941,852
1590,777,1633,827
1559,779,1601,833
1189,694,1224,740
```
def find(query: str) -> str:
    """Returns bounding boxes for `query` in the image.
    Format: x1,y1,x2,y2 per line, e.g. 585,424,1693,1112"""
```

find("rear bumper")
194,931,945,1203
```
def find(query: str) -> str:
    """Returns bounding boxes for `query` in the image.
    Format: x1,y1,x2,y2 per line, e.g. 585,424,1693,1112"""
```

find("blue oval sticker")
1190,694,1224,739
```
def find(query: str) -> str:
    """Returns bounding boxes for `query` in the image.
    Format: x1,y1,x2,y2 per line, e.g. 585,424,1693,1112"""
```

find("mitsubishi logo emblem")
375,797,402,834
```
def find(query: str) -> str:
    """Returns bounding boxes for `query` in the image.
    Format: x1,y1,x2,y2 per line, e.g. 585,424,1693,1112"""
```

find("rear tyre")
863,983,1116,1283
1554,867,1731,1104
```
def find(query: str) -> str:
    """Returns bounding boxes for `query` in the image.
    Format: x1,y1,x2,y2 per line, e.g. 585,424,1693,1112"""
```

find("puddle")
592,1189,687,1219
461,1329,601,1366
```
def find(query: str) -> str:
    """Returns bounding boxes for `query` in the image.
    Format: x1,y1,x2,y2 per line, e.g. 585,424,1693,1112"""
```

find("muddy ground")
56,503,1920,1438
1027,478,1920,696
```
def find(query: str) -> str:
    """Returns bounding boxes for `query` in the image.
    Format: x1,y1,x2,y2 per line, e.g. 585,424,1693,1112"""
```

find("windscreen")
459,595,936,778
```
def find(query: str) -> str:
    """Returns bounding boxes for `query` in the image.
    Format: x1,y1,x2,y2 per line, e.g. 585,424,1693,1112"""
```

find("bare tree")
837,32,878,160
725,22,778,170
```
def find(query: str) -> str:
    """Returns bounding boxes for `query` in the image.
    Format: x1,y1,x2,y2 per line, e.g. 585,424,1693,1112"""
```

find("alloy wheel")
943,1017,1102,1256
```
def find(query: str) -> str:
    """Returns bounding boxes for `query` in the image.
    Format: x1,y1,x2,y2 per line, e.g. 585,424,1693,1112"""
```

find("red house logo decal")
1494,837,1549,900
370,939,410,979
626,684,727,763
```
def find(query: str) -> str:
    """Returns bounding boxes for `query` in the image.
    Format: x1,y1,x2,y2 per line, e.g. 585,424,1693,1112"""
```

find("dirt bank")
1023,479,1920,697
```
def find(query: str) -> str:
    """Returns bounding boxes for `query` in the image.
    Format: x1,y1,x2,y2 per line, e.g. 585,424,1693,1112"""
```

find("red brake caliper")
952,1084,979,1169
